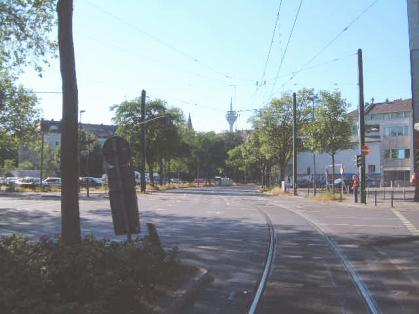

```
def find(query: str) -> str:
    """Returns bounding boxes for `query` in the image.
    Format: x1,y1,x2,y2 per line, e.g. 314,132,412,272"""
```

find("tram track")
250,201,383,313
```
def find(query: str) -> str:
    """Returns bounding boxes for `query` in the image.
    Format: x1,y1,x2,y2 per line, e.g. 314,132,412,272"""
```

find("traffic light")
361,144,369,156
356,154,365,167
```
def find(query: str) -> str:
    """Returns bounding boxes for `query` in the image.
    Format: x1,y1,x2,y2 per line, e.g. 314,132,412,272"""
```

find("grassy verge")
140,182,214,192
308,191,346,201
0,234,195,314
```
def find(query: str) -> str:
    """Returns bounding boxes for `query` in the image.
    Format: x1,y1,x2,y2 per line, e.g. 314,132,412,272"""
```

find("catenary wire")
267,0,303,101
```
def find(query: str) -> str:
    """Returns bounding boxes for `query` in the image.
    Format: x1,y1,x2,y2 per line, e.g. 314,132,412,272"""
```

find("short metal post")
403,186,406,200
383,186,386,200
354,188,358,203
374,190,377,206
307,187,310,196
391,190,394,208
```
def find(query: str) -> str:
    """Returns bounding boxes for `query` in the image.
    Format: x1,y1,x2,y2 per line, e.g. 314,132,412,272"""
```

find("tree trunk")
148,160,154,186
331,153,336,193
158,158,163,185
57,0,81,244
279,163,285,182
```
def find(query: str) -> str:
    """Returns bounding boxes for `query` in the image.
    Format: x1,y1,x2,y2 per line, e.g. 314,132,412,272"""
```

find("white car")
42,177,62,187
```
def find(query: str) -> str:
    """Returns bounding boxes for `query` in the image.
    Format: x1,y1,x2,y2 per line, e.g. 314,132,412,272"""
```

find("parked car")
330,178,353,192
79,177,102,188
15,177,40,189
42,177,61,187
6,177,20,185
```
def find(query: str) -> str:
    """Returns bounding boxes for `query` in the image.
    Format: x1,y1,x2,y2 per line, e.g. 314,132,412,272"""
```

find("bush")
0,234,192,314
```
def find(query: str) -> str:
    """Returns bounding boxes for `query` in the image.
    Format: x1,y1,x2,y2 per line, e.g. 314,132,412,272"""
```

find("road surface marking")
392,210,419,236
318,223,401,228
248,209,276,314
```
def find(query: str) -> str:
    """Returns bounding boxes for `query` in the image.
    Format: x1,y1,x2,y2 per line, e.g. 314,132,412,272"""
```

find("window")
307,167,311,175
369,111,411,121
385,148,410,160
383,126,409,137
368,165,376,173
351,125,358,136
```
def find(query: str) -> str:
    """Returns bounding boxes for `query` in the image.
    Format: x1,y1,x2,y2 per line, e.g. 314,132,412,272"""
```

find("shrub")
0,234,192,314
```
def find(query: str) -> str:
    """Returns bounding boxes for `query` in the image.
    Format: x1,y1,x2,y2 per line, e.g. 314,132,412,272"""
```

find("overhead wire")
84,0,233,80
276,51,357,92
275,0,379,92
267,0,303,101
259,0,284,86
249,0,284,111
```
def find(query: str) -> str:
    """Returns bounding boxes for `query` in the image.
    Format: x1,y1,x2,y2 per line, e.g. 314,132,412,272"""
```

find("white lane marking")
318,223,402,228
248,210,276,314
392,210,419,236
323,216,398,220
207,211,221,215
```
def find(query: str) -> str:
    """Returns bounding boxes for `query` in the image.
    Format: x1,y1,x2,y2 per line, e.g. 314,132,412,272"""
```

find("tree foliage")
302,90,353,189
0,0,57,75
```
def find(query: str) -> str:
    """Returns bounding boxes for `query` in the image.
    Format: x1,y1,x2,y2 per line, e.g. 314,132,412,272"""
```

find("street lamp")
79,109,90,197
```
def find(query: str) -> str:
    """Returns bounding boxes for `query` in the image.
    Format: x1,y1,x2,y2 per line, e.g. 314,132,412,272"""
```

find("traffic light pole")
358,49,367,204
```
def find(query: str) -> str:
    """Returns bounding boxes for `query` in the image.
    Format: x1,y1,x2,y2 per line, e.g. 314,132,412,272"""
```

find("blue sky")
19,0,412,132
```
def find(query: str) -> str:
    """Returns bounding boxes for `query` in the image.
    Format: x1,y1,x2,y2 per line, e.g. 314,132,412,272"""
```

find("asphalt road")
1,186,419,313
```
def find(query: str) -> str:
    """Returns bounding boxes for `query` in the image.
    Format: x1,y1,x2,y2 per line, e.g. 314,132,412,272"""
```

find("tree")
57,0,81,244
79,128,96,177
302,90,353,191
18,160,33,170
113,98,184,185
0,70,40,169
249,89,315,184
0,0,57,75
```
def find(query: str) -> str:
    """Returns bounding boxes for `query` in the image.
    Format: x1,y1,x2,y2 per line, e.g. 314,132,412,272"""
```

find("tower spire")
187,112,193,130
226,98,238,133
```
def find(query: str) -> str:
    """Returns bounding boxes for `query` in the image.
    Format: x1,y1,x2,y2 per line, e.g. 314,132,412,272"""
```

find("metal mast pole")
407,0,419,201
358,49,367,204
293,92,298,196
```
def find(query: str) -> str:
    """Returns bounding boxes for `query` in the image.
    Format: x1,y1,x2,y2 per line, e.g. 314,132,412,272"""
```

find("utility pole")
310,95,318,196
407,0,419,201
293,92,298,196
140,90,147,193
358,49,367,204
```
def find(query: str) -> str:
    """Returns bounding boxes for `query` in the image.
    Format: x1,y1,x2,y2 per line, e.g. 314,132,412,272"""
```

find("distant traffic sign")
361,144,369,156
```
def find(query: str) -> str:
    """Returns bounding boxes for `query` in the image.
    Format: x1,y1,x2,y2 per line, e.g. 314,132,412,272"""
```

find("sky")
19,0,413,132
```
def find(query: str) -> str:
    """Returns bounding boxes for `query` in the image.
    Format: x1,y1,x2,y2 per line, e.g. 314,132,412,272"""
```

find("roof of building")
348,98,412,117
43,120,115,138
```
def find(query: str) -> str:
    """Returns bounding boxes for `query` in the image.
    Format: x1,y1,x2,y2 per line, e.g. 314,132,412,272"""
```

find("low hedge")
0,235,192,314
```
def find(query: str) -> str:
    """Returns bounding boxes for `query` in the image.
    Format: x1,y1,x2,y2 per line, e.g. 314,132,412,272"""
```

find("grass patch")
137,182,214,192
0,234,194,314
311,191,346,201
269,186,287,196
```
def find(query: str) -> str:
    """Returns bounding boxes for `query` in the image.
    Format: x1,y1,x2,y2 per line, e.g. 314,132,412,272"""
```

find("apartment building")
18,120,116,168
294,98,414,186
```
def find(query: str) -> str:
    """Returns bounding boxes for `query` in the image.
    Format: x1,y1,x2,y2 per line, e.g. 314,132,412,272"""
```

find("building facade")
18,120,116,169
294,99,414,186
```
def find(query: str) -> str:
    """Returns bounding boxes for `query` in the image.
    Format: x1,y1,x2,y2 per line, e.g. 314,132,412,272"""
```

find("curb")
164,268,213,314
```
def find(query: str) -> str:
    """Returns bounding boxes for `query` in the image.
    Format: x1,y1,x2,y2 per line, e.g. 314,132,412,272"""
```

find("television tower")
226,98,238,133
